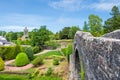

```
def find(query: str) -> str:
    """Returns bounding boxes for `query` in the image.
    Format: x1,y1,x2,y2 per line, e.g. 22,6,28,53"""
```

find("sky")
0,0,120,33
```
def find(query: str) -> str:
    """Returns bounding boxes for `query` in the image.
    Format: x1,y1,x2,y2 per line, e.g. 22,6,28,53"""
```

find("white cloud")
50,0,120,11
91,0,120,11
49,0,82,11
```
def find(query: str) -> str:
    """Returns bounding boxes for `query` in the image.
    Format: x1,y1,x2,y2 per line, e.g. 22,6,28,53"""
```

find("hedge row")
0,45,22,60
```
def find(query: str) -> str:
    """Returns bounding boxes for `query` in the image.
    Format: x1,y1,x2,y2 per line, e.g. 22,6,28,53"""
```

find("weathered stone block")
69,30,120,80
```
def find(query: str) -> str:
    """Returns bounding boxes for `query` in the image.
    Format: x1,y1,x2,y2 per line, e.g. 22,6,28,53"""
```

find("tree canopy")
83,21,89,32
104,6,120,33
88,14,103,36
31,26,52,46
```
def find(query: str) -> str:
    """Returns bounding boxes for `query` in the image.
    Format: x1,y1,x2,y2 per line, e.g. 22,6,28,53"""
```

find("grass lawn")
0,74,29,80
39,50,63,59
0,74,62,80
1,50,68,80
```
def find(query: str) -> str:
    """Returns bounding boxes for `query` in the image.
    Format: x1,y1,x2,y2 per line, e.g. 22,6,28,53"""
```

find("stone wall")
69,30,120,80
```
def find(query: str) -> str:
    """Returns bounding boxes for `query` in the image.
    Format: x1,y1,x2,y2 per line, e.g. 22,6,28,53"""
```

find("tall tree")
88,14,103,36
59,27,71,39
104,6,120,33
31,26,51,46
83,21,89,32
69,26,80,39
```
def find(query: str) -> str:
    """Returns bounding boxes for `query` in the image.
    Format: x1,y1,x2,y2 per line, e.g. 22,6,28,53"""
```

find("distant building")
0,36,13,46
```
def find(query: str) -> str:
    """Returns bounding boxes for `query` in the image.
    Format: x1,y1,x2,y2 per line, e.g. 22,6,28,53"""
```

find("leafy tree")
0,31,6,36
31,28,39,46
88,14,103,36
5,32,12,41
83,21,89,32
5,32,19,41
12,32,17,40
59,27,71,39
54,32,59,40
31,26,51,46
104,6,120,33
17,32,23,39
69,26,80,39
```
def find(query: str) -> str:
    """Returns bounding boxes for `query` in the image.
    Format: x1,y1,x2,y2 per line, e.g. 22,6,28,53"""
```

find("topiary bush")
0,57,4,71
24,47,34,60
53,59,59,65
32,56,43,67
15,52,29,67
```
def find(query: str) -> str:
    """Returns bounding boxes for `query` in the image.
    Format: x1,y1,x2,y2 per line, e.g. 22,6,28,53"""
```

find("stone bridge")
69,30,120,80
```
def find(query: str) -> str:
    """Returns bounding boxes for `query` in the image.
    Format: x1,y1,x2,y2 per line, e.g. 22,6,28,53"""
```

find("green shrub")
20,40,31,45
53,59,59,65
0,45,22,60
32,56,43,67
61,48,67,56
0,46,15,60
24,47,34,60
0,57,4,71
33,46,40,54
15,52,29,67
14,45,22,57
5,46,16,60
61,44,73,62
45,67,53,76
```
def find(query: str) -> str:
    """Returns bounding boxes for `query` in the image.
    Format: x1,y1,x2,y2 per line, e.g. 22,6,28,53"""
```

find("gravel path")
34,50,55,56
5,64,34,71
4,49,54,71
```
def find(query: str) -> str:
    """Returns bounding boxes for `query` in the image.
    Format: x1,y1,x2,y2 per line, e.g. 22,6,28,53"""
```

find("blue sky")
0,0,120,33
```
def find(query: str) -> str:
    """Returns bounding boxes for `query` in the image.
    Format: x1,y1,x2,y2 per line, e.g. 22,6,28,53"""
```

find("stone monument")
22,27,29,40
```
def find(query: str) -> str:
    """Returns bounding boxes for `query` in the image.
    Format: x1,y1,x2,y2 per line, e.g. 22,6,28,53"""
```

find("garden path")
4,49,54,71
34,49,56,56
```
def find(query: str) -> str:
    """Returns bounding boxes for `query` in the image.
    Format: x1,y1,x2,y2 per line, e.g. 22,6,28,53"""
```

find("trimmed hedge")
24,47,34,60
15,52,29,67
0,45,22,60
32,56,43,67
0,57,4,71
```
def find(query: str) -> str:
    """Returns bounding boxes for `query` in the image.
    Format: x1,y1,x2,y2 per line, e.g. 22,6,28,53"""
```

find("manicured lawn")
40,50,63,59
0,74,29,80
0,74,62,80
34,76,62,80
